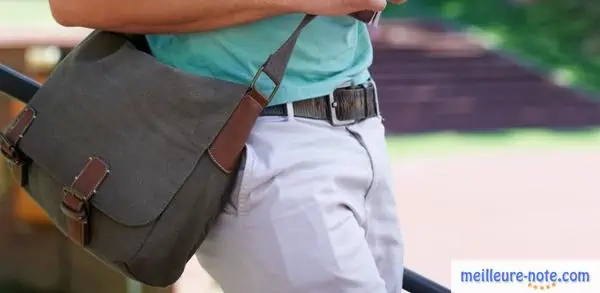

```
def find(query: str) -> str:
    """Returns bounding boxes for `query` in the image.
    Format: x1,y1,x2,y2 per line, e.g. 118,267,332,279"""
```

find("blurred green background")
382,0,600,157
384,0,600,97
383,0,600,158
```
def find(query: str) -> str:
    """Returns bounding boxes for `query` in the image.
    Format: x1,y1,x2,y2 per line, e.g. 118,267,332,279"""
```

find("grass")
386,127,600,159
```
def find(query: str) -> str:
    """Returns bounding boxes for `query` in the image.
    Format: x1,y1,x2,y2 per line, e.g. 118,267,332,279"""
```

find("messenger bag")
0,14,325,287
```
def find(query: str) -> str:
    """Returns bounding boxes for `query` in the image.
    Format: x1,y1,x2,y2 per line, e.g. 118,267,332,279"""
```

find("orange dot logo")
528,282,557,290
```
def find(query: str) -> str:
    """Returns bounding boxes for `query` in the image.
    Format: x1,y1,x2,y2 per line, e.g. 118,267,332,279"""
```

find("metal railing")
0,64,40,104
404,268,450,293
0,63,451,293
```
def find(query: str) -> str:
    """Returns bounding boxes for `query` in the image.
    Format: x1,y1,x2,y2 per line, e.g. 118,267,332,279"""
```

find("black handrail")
0,63,451,293
404,268,450,293
0,64,40,103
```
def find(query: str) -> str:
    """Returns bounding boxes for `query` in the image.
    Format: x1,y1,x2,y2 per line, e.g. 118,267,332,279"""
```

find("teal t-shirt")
146,14,373,106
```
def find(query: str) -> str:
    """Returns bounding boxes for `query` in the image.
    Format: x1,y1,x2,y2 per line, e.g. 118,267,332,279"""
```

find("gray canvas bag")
0,14,319,287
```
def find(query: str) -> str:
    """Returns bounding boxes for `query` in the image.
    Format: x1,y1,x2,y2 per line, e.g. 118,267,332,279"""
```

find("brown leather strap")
260,82,379,125
207,14,382,171
0,107,36,185
207,15,317,173
208,88,268,173
60,157,110,246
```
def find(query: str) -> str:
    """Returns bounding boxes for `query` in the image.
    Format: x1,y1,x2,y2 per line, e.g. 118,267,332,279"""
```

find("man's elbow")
48,0,116,28
48,0,79,27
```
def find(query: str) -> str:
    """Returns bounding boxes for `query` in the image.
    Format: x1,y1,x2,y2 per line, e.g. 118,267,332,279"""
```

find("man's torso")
146,14,373,105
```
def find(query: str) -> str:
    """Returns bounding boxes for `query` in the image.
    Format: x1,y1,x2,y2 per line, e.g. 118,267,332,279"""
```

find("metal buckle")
0,133,23,165
62,185,87,201
60,203,89,223
249,64,281,101
327,92,359,126
1,133,30,185
0,144,17,163
61,186,89,222
327,79,380,126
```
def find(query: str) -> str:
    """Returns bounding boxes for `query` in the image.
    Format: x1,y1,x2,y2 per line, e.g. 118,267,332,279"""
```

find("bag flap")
17,31,248,227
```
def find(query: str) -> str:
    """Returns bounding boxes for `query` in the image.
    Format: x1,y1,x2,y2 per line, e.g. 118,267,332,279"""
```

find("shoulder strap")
254,11,378,101
250,14,316,101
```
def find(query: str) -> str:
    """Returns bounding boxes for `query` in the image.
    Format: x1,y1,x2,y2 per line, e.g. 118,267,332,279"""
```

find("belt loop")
285,102,295,121
367,79,381,118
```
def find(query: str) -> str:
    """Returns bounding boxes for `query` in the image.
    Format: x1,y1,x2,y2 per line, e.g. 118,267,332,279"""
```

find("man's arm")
49,0,298,33
48,0,386,34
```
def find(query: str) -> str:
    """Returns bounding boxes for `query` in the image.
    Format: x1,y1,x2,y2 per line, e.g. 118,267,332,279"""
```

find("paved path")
393,149,600,287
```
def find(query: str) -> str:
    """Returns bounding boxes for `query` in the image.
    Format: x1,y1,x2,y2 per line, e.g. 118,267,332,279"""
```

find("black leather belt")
260,81,380,126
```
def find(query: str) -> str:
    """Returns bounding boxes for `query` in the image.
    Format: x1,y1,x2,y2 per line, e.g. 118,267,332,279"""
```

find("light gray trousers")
196,114,404,293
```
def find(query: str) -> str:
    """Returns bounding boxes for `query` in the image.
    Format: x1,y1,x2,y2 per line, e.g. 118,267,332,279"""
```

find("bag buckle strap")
61,187,89,220
0,134,30,187
0,134,20,163
0,107,36,185
61,157,110,246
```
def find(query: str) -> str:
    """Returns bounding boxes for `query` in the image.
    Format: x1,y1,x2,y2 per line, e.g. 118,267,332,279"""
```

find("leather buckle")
60,202,89,223
61,186,89,223
1,133,29,185
61,185,90,246
59,157,110,246
0,107,36,186
0,133,20,164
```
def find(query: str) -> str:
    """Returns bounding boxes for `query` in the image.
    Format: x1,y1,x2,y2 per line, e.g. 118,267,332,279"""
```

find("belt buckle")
327,79,380,126
327,91,358,127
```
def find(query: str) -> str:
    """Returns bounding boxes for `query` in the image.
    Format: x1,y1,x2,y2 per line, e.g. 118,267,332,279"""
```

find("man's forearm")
49,0,298,33
103,9,284,34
